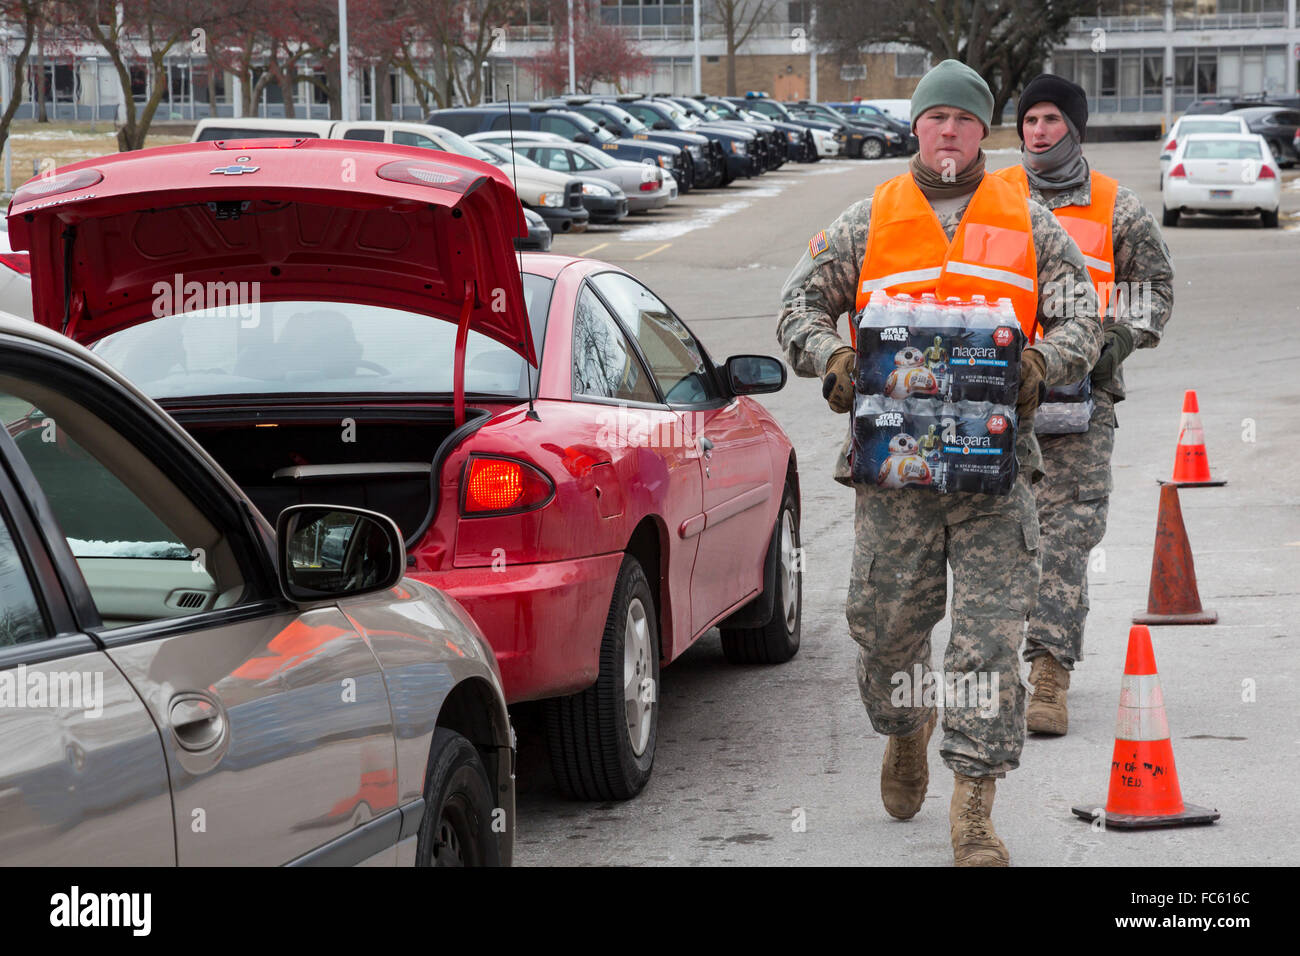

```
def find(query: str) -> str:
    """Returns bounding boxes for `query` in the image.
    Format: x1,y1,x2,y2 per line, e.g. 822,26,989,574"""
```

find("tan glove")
1017,347,1047,420
821,347,857,414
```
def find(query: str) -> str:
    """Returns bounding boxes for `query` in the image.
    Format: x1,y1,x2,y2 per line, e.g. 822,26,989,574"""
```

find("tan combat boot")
1027,655,1071,735
950,773,1009,867
880,710,937,820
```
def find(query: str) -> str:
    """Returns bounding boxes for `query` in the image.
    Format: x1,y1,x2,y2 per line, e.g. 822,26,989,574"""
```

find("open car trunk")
168,404,487,545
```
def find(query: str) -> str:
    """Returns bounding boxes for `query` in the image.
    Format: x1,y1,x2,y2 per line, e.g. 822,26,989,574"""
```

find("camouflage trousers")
846,474,1041,778
1024,394,1116,670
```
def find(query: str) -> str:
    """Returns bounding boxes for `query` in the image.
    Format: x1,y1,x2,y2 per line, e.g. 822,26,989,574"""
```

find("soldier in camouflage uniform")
777,60,1102,866
997,75,1174,736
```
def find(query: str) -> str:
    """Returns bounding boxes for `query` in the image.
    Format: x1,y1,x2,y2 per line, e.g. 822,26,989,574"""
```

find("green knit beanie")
910,59,994,136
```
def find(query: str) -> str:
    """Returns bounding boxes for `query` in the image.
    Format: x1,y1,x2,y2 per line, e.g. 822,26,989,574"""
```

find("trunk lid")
6,138,536,367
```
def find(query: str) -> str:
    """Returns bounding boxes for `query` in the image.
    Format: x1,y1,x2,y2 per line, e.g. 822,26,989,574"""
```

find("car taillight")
11,167,104,206
0,252,30,276
639,178,659,191
1165,139,1176,151
376,159,470,190
1259,164,1276,179
461,455,554,516
1168,163,1186,178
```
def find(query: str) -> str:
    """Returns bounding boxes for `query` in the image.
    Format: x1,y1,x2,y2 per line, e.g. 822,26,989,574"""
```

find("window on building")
895,52,927,78
1143,54,1163,95
1197,57,1216,94
1175,52,1195,93
1100,56,1118,96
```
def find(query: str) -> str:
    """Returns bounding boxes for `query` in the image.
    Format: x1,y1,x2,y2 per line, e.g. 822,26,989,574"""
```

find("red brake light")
639,178,659,191
11,167,104,206
0,252,30,276
1165,139,1176,150
377,159,471,190
1169,163,1186,178
462,456,553,516
1259,164,1276,179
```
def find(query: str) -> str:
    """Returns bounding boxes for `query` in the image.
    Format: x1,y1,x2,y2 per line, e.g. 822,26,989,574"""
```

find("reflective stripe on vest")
856,172,1039,346
992,164,1118,318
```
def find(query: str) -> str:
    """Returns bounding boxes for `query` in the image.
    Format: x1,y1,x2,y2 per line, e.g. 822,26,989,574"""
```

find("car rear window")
1185,139,1262,159
1179,119,1244,135
93,276,555,401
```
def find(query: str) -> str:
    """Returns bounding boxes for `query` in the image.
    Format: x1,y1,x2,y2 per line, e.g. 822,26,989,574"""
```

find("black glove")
1090,323,1136,389
821,347,856,414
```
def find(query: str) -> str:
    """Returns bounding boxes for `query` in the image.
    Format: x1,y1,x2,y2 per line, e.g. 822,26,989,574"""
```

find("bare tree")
706,0,780,97
813,0,1091,125
0,0,41,154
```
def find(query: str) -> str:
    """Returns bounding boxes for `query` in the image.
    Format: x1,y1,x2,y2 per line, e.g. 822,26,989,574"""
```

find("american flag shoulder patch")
809,230,828,258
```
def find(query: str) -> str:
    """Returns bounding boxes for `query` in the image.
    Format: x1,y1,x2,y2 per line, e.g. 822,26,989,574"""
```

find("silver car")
470,132,675,212
0,314,514,866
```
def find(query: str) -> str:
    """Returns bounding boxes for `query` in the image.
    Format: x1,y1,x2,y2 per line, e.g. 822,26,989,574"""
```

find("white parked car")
0,219,32,319
1162,133,1281,228
1159,114,1251,186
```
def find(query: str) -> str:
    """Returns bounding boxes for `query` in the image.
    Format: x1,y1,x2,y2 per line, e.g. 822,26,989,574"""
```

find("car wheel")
1261,208,1280,228
544,554,659,800
415,728,501,867
1162,205,1179,227
861,138,884,160
720,481,802,665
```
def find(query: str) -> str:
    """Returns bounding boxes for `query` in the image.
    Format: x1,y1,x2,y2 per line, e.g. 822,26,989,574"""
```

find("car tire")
415,728,501,867
543,554,659,801
1162,205,1179,227
1262,208,1280,228
861,138,884,160
720,481,802,665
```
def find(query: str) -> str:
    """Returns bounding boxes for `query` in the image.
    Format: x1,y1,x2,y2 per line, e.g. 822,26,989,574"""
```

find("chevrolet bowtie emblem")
210,165,260,175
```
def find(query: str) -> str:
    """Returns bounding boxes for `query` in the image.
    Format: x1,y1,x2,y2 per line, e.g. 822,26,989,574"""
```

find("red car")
8,138,802,800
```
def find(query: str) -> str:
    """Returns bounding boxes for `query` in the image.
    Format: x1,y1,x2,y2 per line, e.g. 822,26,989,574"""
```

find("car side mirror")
276,505,405,603
725,355,786,395
573,132,591,144
652,121,669,130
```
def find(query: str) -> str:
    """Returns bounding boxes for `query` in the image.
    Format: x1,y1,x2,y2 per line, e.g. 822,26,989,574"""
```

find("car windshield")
1185,139,1262,159
93,278,555,401
478,141,543,168
427,125,496,162
612,107,649,132
573,143,617,167
708,101,739,119
1179,119,1245,135
660,106,696,129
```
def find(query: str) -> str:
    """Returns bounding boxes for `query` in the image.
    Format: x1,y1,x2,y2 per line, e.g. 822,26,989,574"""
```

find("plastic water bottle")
857,289,889,337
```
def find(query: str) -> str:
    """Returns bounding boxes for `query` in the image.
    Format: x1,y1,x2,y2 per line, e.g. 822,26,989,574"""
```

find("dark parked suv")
1229,106,1300,166
427,104,687,182
556,97,718,191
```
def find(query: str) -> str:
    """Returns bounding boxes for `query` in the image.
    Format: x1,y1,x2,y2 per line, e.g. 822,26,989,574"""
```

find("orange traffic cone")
1133,484,1217,625
1072,626,1219,828
1159,390,1226,487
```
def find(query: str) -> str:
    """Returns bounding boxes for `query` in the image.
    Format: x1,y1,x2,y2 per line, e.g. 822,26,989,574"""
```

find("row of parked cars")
1157,103,1298,228
0,127,804,865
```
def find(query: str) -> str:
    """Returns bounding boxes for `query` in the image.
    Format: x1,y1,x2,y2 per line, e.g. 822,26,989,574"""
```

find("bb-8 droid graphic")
876,432,933,488
883,346,939,399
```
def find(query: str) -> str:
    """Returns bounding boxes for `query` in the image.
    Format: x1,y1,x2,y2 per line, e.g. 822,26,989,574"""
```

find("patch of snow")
68,538,192,559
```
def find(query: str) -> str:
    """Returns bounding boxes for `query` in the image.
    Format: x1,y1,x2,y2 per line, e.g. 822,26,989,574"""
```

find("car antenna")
506,83,540,422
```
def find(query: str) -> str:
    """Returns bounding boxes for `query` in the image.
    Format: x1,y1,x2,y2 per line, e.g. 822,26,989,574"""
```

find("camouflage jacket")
1024,172,1175,401
777,172,1103,486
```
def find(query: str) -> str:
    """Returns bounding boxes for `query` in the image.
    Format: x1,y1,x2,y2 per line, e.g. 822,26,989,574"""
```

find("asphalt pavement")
513,141,1300,866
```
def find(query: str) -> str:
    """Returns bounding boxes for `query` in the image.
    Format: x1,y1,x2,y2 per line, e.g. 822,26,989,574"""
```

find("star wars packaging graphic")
855,292,1025,406
1034,376,1095,435
851,395,1019,496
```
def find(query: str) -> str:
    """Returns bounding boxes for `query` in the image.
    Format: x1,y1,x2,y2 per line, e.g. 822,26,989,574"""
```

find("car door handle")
699,436,714,459
169,693,226,753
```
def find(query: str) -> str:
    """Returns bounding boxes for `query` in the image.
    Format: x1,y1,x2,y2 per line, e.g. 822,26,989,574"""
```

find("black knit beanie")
1016,74,1089,142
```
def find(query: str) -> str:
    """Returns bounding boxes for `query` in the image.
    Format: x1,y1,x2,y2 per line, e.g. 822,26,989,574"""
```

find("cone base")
1157,478,1226,488
1132,609,1218,625
1071,802,1220,829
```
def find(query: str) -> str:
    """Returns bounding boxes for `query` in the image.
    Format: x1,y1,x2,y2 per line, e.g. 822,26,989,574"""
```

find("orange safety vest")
992,164,1118,319
856,171,1040,343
